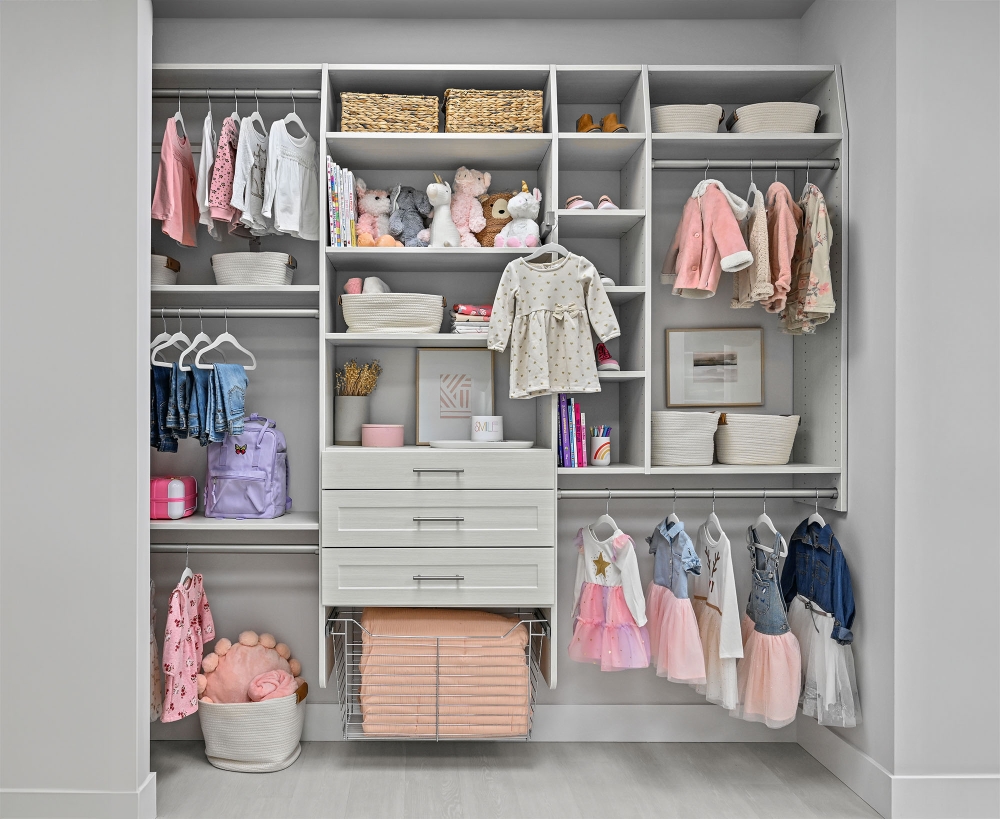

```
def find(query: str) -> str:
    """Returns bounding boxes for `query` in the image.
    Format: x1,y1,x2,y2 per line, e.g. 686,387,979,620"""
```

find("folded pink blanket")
248,669,297,702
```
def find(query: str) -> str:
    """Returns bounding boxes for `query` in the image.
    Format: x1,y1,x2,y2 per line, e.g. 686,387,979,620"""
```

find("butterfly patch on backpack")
234,443,247,455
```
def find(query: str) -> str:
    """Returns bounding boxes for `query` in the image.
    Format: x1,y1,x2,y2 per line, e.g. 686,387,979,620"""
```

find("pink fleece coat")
763,182,803,313
662,182,753,298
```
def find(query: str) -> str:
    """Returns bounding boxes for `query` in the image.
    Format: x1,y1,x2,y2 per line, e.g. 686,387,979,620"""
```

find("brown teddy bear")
475,191,517,248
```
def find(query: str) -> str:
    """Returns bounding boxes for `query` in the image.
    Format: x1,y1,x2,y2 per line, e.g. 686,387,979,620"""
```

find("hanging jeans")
151,366,177,453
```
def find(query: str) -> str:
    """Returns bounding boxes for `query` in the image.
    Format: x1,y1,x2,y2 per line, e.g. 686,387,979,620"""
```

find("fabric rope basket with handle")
211,252,296,286
151,254,180,286
340,93,439,133
340,293,445,334
651,104,724,134
444,89,544,133
651,411,719,466
714,413,800,465
197,682,308,773
726,102,820,134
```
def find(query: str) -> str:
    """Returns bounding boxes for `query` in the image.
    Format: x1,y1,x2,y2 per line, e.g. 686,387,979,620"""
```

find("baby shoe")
344,277,363,295
595,342,620,371
597,195,619,210
576,113,602,133
565,195,594,210
362,276,390,294
600,113,628,133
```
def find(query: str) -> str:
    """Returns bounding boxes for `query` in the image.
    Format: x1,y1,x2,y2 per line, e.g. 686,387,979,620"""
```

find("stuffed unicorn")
494,181,541,248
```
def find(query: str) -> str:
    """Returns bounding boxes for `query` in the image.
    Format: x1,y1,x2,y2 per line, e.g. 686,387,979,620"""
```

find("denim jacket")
780,519,855,644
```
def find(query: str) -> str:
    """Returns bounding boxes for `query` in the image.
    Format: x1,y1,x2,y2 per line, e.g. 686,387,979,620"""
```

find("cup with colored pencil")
589,425,612,467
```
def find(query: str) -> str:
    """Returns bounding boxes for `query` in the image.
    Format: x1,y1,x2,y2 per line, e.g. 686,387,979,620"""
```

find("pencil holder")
589,436,611,467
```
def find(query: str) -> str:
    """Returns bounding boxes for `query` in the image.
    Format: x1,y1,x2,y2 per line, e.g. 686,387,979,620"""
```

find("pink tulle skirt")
569,583,650,671
646,583,706,684
693,603,738,710
731,614,802,729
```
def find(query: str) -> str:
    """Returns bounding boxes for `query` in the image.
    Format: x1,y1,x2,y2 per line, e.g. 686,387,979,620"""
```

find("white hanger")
172,89,187,139
179,544,194,589
524,242,571,263
151,311,192,367
246,88,268,137
747,159,759,202
666,489,680,525
754,489,778,541
591,489,619,539
705,489,722,535
150,308,173,349
231,88,240,124
807,487,827,527
178,309,214,372
195,309,257,371
282,88,309,139
800,159,813,198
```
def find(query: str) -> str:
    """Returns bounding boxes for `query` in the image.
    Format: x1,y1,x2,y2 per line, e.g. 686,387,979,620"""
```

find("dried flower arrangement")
335,359,383,396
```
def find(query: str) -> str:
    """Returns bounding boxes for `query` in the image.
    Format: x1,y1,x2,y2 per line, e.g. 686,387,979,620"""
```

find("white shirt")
196,111,220,241
694,516,743,659
230,116,273,236
573,523,647,627
262,120,319,241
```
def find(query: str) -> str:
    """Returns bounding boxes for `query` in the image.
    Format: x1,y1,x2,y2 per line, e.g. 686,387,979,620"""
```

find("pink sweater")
662,181,753,298
763,182,803,313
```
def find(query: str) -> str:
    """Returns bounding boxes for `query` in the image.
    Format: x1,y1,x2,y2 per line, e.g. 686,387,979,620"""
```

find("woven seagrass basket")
727,102,819,133
211,252,296,286
714,413,800,465
651,411,719,466
340,93,439,133
340,293,445,334
650,104,724,134
445,89,544,133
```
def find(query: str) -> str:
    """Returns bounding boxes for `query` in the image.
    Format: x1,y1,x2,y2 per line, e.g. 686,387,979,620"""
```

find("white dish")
429,440,534,449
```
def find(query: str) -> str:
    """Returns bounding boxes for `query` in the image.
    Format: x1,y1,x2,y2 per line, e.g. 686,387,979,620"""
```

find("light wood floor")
151,741,880,818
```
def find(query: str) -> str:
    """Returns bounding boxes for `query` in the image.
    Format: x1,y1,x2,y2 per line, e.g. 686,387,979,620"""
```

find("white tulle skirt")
691,603,738,710
787,596,862,728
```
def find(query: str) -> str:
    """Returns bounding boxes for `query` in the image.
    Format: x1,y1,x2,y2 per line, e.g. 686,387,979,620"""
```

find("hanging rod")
652,159,839,171
152,88,320,99
151,543,319,554
150,308,318,319
557,488,837,500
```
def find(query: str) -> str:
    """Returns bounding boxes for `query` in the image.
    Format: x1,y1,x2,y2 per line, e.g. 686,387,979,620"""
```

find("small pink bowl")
361,424,404,447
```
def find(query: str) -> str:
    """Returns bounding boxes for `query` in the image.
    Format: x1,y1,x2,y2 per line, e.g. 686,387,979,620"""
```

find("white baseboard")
0,773,156,819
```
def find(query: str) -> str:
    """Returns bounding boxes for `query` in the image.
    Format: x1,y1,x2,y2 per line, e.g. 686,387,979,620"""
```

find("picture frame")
665,328,763,407
415,348,495,445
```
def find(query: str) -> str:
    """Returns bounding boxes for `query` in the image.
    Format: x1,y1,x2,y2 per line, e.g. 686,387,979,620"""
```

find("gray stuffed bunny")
388,185,433,247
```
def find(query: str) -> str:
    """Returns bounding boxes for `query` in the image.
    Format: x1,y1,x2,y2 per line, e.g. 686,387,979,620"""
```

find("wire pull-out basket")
328,608,549,741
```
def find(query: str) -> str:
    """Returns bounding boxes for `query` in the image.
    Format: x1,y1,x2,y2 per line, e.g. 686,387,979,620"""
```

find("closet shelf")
647,463,841,475
324,132,552,170
149,511,320,532
597,371,645,381
557,133,646,170
556,209,644,239
325,333,488,348
151,285,319,309
650,133,842,161
325,246,532,273
558,463,646,475
603,285,646,305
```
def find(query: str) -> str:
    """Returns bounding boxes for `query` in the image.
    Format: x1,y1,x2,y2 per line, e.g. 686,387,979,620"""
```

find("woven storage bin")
211,252,296,286
728,102,819,133
445,89,544,133
197,685,307,773
151,255,179,286
651,104,724,134
714,413,800,465
340,93,439,133
651,411,719,466
340,293,445,334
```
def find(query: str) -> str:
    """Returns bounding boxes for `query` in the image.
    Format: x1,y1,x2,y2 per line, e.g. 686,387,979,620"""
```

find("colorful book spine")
580,412,586,466
574,401,585,467
326,157,336,243
559,394,571,467
347,170,357,246
568,399,577,467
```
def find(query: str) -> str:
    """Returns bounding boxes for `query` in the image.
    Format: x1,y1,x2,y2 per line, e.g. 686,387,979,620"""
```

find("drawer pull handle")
413,574,465,581
412,468,465,473
412,516,465,522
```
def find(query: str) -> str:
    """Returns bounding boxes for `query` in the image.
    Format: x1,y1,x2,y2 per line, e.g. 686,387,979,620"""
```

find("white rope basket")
340,293,445,334
197,685,307,773
151,254,179,286
728,102,819,133
651,104,723,133
211,252,296,286
714,413,800,465
651,411,719,466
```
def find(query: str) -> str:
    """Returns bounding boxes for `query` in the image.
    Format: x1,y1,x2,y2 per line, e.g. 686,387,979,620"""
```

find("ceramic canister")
471,415,503,442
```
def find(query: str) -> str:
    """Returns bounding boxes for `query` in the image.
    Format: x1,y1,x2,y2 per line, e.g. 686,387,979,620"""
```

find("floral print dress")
781,183,836,334
161,573,215,722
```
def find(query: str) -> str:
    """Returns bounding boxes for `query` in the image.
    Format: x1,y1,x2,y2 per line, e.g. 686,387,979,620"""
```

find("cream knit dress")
488,254,620,399
732,186,774,308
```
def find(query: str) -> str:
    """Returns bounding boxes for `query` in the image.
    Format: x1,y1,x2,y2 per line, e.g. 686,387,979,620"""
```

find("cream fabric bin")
651,411,719,466
714,414,800,465
340,293,445,334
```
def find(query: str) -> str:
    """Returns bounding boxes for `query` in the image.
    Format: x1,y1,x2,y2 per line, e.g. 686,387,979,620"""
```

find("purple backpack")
204,414,290,519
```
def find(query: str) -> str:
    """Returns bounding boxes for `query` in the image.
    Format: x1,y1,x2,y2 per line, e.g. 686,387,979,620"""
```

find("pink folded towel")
247,669,298,702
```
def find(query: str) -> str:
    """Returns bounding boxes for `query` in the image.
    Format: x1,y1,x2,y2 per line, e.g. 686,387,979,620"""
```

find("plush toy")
449,166,491,248
475,191,516,247
495,181,542,248
198,631,304,704
355,178,400,246
417,175,461,248
387,185,433,247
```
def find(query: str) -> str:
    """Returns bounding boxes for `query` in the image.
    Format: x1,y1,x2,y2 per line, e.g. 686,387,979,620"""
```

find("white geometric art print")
439,373,473,418
416,348,494,444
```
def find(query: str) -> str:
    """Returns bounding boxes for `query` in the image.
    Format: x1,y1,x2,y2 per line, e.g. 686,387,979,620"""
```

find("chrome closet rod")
149,308,318,319
152,88,320,99
652,159,839,170
557,488,837,500
150,543,319,554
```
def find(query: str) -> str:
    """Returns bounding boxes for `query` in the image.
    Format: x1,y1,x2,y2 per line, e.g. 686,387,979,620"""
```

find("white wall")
0,1,156,818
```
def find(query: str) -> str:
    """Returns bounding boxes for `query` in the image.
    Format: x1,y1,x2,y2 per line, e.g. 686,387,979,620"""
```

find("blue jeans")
151,366,177,453
166,363,189,438
213,363,248,436
188,366,215,445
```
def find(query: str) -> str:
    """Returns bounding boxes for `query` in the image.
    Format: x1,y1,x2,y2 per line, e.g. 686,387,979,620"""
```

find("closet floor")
151,740,879,818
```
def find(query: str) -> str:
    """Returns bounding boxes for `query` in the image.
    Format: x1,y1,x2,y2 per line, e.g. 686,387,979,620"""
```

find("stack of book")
327,158,357,247
557,394,587,468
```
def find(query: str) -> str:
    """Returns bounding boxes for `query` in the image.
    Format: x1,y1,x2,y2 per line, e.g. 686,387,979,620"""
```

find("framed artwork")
665,328,763,407
416,348,494,444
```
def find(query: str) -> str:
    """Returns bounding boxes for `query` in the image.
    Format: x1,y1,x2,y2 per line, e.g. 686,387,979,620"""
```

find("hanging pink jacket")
763,182,803,313
661,181,753,299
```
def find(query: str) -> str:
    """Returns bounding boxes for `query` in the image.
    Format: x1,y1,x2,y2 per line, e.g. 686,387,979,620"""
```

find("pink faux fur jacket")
762,181,803,313
662,180,754,298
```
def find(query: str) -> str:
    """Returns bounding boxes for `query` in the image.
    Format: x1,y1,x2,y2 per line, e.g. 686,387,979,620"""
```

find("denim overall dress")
745,526,791,637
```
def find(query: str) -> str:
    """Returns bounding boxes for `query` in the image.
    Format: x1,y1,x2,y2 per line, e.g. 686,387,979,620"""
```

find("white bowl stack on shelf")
651,411,719,466
650,104,723,133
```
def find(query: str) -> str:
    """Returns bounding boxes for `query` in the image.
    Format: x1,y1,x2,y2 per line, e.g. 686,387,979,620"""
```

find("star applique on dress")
592,551,611,578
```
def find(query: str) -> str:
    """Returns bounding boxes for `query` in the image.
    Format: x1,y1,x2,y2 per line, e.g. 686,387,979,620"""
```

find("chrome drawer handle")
412,516,464,522
413,574,465,581
412,468,465,473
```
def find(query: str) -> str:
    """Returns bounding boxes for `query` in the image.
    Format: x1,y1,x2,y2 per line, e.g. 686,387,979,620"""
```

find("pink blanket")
248,670,298,702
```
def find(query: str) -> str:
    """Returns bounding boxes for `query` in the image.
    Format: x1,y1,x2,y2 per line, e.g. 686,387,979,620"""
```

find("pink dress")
569,523,650,671
161,573,215,722
151,119,199,247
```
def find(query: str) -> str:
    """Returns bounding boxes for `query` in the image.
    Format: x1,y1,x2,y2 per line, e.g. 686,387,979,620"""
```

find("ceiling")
152,0,816,20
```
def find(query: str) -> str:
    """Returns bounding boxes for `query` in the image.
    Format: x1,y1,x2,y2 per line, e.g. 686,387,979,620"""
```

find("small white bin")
651,411,719,466
714,413,800,465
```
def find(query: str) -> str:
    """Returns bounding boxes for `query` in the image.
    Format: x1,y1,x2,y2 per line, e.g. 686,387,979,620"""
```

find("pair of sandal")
565,195,618,211
576,113,628,133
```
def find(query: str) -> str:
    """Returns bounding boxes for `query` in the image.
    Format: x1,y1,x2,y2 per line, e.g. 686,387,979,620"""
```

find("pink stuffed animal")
449,166,491,248
198,630,304,704
355,178,393,245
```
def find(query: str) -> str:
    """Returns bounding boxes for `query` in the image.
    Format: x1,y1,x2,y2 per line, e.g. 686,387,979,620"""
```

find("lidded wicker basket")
651,411,719,466
727,102,819,133
340,293,445,334
211,252,296,286
151,254,180,286
714,413,800,465
340,93,440,133
445,89,544,133
651,104,724,134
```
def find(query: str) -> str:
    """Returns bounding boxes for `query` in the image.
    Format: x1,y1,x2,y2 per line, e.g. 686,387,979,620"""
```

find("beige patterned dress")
488,255,620,399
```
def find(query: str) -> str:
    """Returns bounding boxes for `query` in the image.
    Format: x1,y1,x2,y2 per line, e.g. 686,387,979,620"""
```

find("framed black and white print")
415,348,494,444
665,328,763,407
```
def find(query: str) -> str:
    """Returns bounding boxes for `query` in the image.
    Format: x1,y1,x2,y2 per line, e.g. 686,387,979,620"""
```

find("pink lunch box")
150,476,198,520
361,424,404,447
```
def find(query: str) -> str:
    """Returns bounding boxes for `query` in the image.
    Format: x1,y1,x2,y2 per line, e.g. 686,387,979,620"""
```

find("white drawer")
321,490,553,549
321,547,554,607
322,447,553,490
